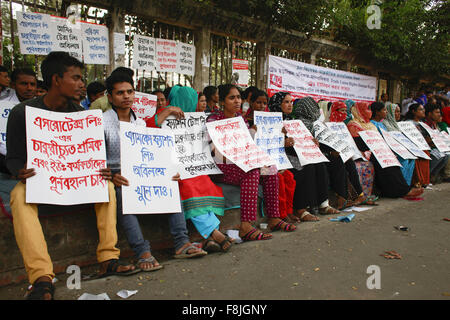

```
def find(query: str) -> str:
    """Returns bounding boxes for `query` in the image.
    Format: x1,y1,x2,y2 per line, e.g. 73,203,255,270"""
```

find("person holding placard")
370,102,416,186
269,92,333,221
152,90,168,112
196,92,207,112
207,85,296,241
328,101,377,203
244,89,269,128
347,102,423,198
6,52,137,300
104,73,207,270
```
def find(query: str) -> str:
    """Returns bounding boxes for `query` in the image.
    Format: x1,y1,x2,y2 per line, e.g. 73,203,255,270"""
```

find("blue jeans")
430,151,449,177
115,186,190,258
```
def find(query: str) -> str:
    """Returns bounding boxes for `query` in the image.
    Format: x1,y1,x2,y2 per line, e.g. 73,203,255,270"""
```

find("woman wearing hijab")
328,101,377,203
343,99,356,124
269,93,337,222
347,102,423,198
371,102,415,186
148,85,233,253
293,97,368,209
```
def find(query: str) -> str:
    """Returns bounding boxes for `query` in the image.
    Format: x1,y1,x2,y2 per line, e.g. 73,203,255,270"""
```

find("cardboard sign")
26,107,108,204
162,113,222,179
359,130,401,168
380,129,417,160
155,38,178,73
397,121,430,151
389,131,431,160
313,120,354,163
17,12,53,55
81,22,109,64
283,120,329,166
206,116,275,172
51,16,83,60
253,111,292,170
120,122,181,214
325,122,366,161
418,122,450,153
177,42,195,76
132,34,156,71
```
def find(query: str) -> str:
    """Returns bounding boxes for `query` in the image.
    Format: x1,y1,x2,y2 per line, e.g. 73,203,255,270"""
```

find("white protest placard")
232,59,249,88
162,113,222,179
81,22,109,64
120,122,181,214
397,121,430,151
16,11,53,55
441,131,450,150
283,120,329,166
253,111,292,170
0,101,16,155
25,107,108,204
380,129,417,160
325,122,366,161
389,131,431,160
206,116,275,172
50,16,83,60
132,92,157,120
313,120,354,163
359,130,401,168
418,122,450,153
132,34,156,71
267,55,377,103
114,32,126,56
155,38,178,73
177,42,195,76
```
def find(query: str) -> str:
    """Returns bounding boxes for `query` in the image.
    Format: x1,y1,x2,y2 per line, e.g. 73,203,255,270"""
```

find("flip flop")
136,256,163,272
94,259,141,279
174,245,208,259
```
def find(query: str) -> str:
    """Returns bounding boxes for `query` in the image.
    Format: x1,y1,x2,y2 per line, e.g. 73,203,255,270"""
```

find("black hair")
0,65,9,73
105,72,134,95
203,85,218,101
424,103,440,116
37,80,47,90
41,51,84,89
370,102,385,119
163,87,172,100
250,89,268,103
86,81,106,97
218,84,238,102
404,103,421,120
111,67,134,78
11,68,36,83
242,86,259,100
152,90,164,96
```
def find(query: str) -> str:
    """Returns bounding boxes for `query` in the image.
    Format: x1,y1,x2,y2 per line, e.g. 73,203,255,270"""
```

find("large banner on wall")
267,55,377,103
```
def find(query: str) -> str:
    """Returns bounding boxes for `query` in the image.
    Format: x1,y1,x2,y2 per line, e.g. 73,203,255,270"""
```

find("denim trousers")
430,151,449,177
115,186,190,258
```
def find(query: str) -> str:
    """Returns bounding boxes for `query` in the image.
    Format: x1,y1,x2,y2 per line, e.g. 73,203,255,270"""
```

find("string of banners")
16,11,196,75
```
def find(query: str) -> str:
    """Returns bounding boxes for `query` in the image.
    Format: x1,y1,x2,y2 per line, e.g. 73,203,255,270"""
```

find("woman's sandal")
26,281,55,300
319,206,340,215
204,239,221,253
240,227,272,241
298,211,320,222
270,220,296,232
97,259,141,279
218,234,233,252
136,256,163,272
283,215,301,224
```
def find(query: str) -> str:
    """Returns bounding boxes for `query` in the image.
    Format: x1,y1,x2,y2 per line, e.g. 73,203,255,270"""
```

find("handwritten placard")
418,122,450,153
206,117,275,172
397,121,430,151
120,122,181,214
132,92,157,120
17,12,53,55
162,113,222,179
81,22,109,64
313,120,354,163
389,131,431,160
25,107,108,204
283,120,329,166
0,101,15,155
253,111,292,170
359,130,401,168
177,42,195,76
380,129,417,160
325,122,366,161
132,34,156,71
441,131,450,150
51,16,83,60
156,38,178,73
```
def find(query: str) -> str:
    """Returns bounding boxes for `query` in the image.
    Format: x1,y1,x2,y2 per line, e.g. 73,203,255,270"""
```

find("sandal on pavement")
218,234,233,252
240,227,272,241
97,259,141,279
136,256,163,272
299,211,320,222
319,206,340,215
204,239,221,253
26,281,55,300
174,245,208,259
270,220,296,232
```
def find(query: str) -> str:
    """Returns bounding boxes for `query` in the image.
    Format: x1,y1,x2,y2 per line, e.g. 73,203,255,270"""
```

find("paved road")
1,183,449,301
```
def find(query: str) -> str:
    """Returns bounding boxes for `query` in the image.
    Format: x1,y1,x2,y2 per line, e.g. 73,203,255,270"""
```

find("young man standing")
10,68,37,102
103,72,207,272
6,52,136,300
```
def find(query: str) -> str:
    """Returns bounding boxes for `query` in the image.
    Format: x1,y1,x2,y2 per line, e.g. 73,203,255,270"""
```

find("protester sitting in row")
104,73,207,270
6,51,137,300
244,89,269,128
207,85,296,241
347,102,423,198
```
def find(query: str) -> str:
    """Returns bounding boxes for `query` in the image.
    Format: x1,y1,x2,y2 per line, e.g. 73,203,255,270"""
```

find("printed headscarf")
346,102,377,137
383,102,400,131
329,101,348,123
168,85,198,112
268,91,292,119
343,99,356,124
293,96,321,134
